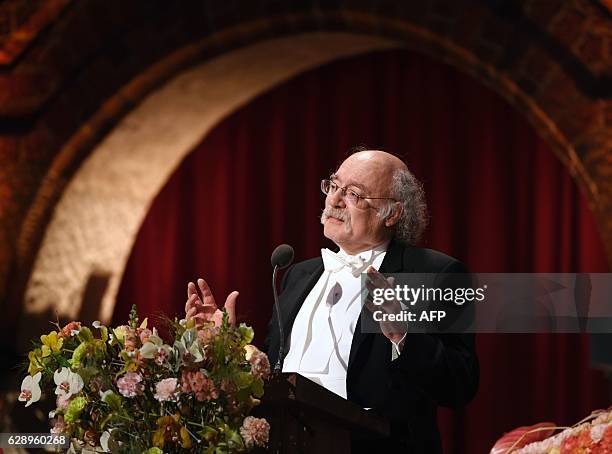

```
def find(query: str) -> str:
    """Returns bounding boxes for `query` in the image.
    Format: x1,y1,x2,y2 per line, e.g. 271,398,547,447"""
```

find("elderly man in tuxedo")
186,150,479,453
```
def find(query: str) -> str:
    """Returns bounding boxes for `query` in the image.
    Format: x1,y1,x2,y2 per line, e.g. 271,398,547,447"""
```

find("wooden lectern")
254,373,390,454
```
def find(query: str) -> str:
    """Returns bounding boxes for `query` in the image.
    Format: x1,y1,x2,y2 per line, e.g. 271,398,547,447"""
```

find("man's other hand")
365,267,407,347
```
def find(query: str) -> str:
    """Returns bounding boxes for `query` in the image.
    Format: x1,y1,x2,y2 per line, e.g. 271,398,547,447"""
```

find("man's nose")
328,188,346,207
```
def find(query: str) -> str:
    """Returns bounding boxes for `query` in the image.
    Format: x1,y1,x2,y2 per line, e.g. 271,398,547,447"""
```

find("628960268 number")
0,433,70,449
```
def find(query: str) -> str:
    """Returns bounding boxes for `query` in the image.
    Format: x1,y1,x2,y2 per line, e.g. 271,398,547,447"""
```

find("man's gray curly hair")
378,168,428,246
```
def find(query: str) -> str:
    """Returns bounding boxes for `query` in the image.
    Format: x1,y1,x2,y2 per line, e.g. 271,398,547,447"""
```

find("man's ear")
384,202,403,227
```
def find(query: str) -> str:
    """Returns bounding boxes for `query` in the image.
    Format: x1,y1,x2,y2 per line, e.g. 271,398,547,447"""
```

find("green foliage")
64,396,88,424
145,449,163,454
129,304,139,329
20,309,270,453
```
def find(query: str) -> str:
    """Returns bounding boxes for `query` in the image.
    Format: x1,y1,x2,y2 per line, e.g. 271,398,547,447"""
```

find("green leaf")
234,372,252,390
101,391,122,412
99,326,108,342
199,426,219,442
77,327,94,343
78,366,98,385
100,412,113,429
251,377,264,398
236,387,251,403
70,342,90,368
182,328,197,347
64,396,88,424
57,355,71,368
238,324,254,345
110,327,125,345
227,430,245,451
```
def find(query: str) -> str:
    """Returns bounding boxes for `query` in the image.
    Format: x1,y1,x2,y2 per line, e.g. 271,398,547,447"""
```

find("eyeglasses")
320,179,397,208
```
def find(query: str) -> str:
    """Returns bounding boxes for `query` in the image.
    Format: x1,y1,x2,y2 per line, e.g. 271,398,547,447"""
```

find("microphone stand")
272,264,285,373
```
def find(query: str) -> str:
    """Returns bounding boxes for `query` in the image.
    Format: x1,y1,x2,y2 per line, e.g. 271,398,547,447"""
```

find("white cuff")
391,332,408,355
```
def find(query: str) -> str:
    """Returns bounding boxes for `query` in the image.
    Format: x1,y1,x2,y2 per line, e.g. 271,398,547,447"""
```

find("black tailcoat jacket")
264,239,479,453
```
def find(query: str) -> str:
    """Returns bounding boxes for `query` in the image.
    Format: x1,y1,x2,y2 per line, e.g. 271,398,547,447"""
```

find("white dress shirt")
282,243,389,398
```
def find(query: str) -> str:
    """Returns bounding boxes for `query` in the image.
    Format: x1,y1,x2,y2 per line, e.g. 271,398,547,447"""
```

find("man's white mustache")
321,206,349,223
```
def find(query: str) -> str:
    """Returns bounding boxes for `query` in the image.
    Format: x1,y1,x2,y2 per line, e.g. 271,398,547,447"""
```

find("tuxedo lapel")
348,239,406,370
377,239,406,275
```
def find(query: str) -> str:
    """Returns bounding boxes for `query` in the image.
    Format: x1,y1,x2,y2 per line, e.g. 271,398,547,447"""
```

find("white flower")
92,320,102,328
99,389,114,400
100,431,111,452
138,328,173,365
19,372,42,407
174,328,204,363
54,367,84,398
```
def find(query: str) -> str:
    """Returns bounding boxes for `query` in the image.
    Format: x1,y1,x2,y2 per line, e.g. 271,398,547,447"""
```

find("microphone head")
271,244,294,269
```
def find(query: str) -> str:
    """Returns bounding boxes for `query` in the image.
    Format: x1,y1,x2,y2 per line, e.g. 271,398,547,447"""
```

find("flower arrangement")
18,305,271,453
491,408,612,453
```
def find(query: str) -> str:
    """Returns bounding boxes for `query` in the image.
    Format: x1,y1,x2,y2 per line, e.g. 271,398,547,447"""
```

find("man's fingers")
368,274,390,288
197,278,219,310
224,291,239,327
188,293,199,304
185,294,200,310
366,266,392,288
187,281,198,299
363,296,376,313
363,270,406,338
197,278,213,299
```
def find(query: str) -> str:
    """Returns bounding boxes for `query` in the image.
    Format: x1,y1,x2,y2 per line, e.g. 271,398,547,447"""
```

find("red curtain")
114,49,610,453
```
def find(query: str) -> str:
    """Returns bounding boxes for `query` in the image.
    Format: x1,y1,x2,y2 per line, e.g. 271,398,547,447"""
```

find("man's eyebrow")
330,174,368,192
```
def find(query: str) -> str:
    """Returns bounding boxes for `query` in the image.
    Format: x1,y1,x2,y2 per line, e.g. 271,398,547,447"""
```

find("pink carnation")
181,370,218,402
56,393,71,410
138,328,152,344
116,372,144,398
59,321,81,338
245,345,270,379
154,348,169,366
196,325,219,346
240,416,270,448
154,378,180,402
124,334,138,351
50,415,66,434
116,325,138,351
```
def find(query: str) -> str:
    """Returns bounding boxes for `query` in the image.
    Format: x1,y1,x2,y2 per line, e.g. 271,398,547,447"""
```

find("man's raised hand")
365,267,407,345
185,278,238,328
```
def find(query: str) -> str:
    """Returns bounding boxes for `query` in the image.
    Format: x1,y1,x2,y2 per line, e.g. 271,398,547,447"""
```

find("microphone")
271,244,294,269
271,244,294,373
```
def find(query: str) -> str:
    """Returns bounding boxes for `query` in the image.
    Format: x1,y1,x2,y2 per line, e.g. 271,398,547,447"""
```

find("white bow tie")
321,248,369,277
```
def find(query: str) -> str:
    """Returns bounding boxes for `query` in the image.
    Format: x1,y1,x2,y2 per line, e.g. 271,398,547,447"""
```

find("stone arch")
20,32,401,334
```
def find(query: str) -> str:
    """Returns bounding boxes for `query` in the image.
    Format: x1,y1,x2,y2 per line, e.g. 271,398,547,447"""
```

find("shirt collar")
337,241,390,262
